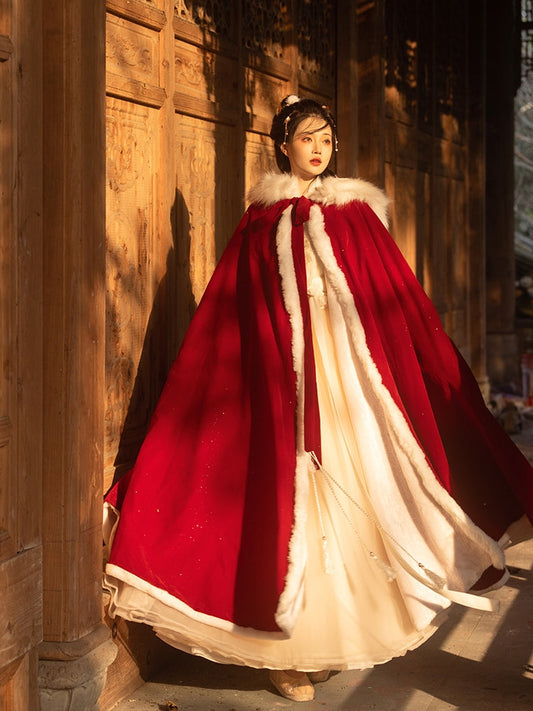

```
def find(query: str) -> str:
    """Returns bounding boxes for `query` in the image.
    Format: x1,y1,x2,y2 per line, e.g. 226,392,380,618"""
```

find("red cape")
107,174,533,634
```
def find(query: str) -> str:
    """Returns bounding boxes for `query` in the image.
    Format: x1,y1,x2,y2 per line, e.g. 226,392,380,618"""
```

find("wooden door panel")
106,10,166,107
245,131,276,195
174,39,239,124
105,96,160,484
174,114,238,302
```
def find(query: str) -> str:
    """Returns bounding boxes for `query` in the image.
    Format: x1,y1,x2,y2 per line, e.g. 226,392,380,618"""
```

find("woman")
104,96,533,702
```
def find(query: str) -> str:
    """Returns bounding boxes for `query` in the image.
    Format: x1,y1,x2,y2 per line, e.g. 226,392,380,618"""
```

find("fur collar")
247,172,390,228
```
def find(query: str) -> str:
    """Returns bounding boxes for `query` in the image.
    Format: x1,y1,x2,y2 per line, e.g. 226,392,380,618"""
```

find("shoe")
269,669,315,701
308,670,331,683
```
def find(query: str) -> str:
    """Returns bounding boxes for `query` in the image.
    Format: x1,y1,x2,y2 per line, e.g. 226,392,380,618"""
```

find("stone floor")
109,420,533,711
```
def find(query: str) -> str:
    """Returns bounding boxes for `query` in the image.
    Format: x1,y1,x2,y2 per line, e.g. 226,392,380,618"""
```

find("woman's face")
282,116,333,181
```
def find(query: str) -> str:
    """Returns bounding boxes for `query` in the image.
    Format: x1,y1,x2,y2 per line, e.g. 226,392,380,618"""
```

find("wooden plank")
106,70,167,107
354,0,385,184
336,0,358,177
297,68,332,98
16,0,43,554
106,0,167,30
106,13,162,87
0,1,42,706
243,49,292,81
173,16,238,56
0,34,13,61
0,436,14,556
172,91,238,124
0,651,38,711
0,17,17,567
0,548,42,671
0,657,23,688
174,38,239,110
104,95,161,492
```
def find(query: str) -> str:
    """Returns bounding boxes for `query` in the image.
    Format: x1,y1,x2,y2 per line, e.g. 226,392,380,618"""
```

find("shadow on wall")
110,189,195,488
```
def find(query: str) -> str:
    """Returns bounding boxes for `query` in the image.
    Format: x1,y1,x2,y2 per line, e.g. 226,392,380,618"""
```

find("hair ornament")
280,95,304,143
283,115,291,144
276,94,301,118
284,94,301,107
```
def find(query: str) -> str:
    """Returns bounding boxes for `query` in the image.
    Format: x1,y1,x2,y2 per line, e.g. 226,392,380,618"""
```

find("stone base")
38,624,117,711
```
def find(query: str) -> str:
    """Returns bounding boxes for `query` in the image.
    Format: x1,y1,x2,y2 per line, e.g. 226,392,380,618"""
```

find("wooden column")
466,1,489,393
336,0,359,177
40,0,116,708
0,0,43,707
354,0,386,186
485,1,521,386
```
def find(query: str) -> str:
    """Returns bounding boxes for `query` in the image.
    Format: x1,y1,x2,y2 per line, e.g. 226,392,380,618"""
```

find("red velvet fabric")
107,197,533,633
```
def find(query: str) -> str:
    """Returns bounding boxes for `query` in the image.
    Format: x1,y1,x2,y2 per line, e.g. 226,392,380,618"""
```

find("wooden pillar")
40,1,116,708
0,0,43,707
466,1,489,394
485,1,521,386
336,0,359,177
354,0,386,186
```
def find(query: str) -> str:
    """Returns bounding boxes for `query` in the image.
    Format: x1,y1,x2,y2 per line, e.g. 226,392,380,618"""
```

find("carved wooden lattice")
384,0,418,121
385,0,466,134
297,0,335,81
448,0,466,128
417,0,433,132
434,3,452,121
175,0,232,37
242,0,287,59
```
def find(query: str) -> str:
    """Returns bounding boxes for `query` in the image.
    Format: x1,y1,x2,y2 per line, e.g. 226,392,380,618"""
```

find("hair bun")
280,94,301,109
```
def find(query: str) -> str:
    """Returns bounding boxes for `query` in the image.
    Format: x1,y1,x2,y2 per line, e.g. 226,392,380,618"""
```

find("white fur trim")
247,173,301,206
105,564,288,640
305,203,505,572
274,206,305,453
273,206,310,635
318,176,390,229
247,172,390,229
274,453,311,634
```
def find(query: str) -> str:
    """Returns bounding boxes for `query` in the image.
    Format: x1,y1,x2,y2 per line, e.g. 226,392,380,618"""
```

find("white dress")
105,237,502,672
